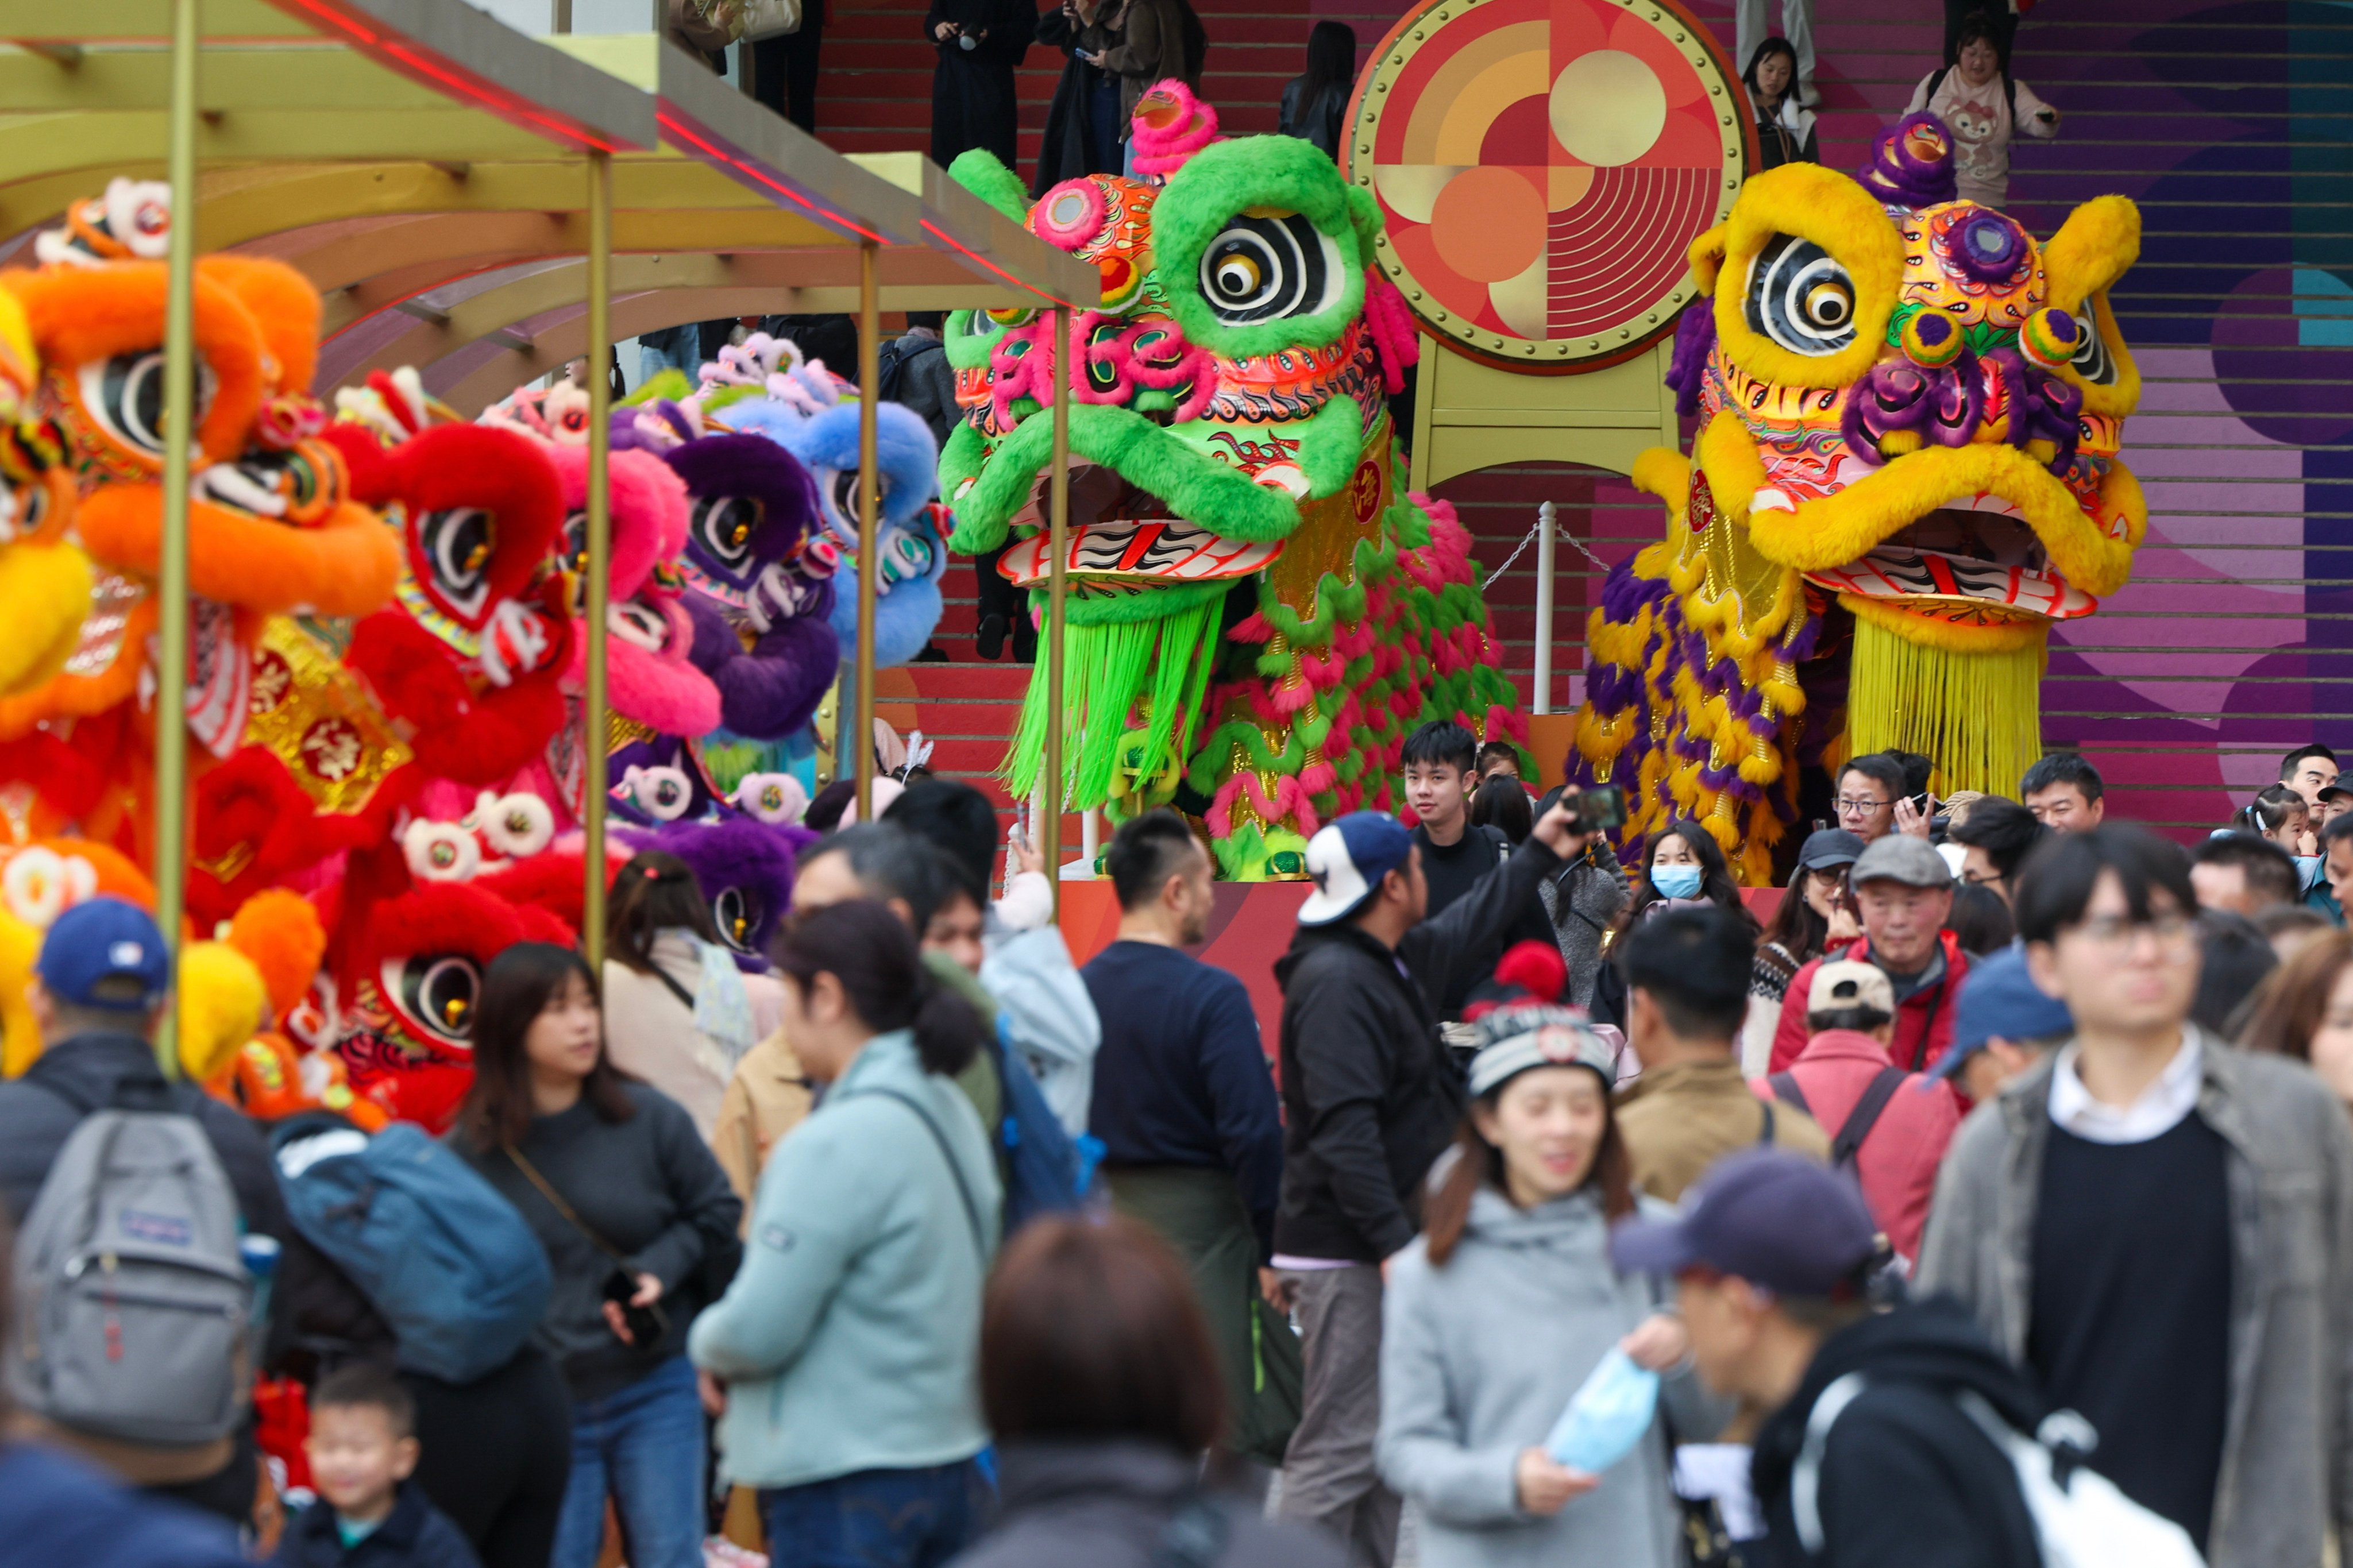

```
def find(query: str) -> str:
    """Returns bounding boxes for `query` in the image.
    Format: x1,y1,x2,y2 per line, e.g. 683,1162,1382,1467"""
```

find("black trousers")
974,543,1023,628
751,8,824,136
406,1346,574,1568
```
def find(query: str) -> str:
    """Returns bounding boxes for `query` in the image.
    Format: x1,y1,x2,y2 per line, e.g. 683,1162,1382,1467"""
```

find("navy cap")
1937,945,2072,1079
36,896,169,1011
1610,1148,1877,1296
1794,828,1865,872
1298,812,1416,926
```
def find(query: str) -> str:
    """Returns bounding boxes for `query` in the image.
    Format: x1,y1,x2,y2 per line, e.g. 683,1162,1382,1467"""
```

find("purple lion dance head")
1860,113,1959,210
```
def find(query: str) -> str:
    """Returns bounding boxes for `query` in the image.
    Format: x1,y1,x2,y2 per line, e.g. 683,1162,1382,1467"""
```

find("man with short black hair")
1614,1149,2046,1568
2279,743,2340,812
1920,824,2353,1562
1945,798,2045,908
2320,812,2353,925
2190,831,2299,917
2019,752,2105,832
1399,720,1554,1018
1831,754,1910,844
0,898,287,1524
1268,798,1590,1566
1770,835,1968,1075
1615,906,1829,1201
1082,810,1291,1463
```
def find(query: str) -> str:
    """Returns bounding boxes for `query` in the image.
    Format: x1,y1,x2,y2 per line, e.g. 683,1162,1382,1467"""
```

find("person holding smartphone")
454,945,743,1568
1905,11,2059,208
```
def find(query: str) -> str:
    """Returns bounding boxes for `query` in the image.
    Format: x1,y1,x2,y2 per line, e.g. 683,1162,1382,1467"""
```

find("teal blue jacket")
688,1030,1001,1488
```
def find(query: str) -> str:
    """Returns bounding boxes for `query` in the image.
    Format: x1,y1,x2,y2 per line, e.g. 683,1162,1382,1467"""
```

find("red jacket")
1753,1030,1959,1262
1769,931,1969,1077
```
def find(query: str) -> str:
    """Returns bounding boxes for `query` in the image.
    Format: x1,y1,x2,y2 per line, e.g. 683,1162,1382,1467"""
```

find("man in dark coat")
1267,797,1591,1566
927,0,1037,171
1032,0,1121,194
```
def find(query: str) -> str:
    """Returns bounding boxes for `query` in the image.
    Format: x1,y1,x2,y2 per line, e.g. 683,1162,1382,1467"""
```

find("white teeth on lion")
1252,462,1310,498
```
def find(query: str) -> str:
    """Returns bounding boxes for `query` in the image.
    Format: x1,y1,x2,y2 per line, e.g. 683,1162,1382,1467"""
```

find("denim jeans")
638,323,701,389
759,1459,986,1568
549,1355,707,1568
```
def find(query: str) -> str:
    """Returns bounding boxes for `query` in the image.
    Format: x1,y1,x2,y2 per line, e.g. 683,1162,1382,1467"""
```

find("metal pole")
1533,500,1556,716
551,0,571,31
581,151,613,969
1043,306,1071,916
153,0,200,1078
853,243,880,820
1079,805,1098,878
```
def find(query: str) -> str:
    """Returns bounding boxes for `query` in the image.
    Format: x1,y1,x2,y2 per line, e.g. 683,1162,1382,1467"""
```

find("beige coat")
603,934,781,1142
714,1028,815,1214
1614,1056,1829,1202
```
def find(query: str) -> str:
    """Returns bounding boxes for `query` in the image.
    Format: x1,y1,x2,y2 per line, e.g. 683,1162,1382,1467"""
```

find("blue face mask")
1652,864,1704,900
1546,1346,1661,1473
2297,854,2324,892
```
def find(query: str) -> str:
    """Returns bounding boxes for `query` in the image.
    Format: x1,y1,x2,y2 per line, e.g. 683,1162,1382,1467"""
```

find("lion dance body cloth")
1570,115,2146,882
943,83,1526,879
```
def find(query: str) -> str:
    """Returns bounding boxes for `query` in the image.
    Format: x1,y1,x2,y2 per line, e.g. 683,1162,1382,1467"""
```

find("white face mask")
1651,864,1704,901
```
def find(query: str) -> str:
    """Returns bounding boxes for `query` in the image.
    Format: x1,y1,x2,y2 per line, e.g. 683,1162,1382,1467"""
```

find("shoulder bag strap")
504,1144,632,1266
1756,1098,1776,1147
1766,1071,1812,1118
649,964,699,1014
1831,1067,1910,1169
1791,1372,1871,1556
855,1088,988,1262
1152,1493,1231,1568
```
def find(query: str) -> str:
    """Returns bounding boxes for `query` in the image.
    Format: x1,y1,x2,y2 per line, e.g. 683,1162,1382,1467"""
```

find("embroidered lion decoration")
943,83,1524,879
1570,115,2145,882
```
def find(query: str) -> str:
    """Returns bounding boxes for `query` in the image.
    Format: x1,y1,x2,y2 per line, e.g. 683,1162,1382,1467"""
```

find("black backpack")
1765,1067,1907,1171
1925,62,2016,119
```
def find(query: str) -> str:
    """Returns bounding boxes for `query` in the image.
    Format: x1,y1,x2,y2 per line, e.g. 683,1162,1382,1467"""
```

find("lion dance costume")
1571,115,2145,881
942,84,1525,879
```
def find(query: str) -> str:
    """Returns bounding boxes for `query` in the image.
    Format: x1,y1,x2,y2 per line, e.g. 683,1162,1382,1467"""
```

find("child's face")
304,1403,418,1519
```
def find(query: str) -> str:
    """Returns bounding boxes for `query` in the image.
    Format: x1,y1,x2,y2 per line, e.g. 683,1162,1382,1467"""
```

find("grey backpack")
5,1101,253,1445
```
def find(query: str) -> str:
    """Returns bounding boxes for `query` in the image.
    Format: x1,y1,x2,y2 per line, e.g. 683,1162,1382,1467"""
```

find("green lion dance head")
943,84,1527,878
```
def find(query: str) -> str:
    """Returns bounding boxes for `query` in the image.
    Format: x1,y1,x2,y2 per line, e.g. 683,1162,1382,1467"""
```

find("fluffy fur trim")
0,542,92,698
575,595,724,735
2064,291,2140,421
198,254,323,391
684,592,838,739
790,400,940,537
349,588,572,786
634,813,810,957
663,431,819,581
226,887,327,1018
360,879,527,972
1706,163,1908,392
1146,134,1370,360
547,443,691,598
476,849,589,935
176,940,268,1086
828,566,942,671
2040,196,2141,316
0,909,37,1076
1630,447,1692,512
320,421,400,504
78,487,401,617
947,148,1033,223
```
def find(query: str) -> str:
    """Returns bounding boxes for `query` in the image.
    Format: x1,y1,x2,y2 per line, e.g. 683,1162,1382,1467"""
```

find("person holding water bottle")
1376,948,1729,1568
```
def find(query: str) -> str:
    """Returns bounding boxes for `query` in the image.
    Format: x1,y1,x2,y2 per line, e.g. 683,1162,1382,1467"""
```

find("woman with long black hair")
1742,36,1815,169
692,899,1001,1568
454,944,742,1568
1588,821,1758,1034
1278,22,1356,159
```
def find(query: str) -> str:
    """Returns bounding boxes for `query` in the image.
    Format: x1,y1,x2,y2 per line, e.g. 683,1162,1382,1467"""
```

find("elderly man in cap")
1769,835,1968,1076
1268,797,1590,1567
1760,960,1959,1263
1612,1149,2049,1568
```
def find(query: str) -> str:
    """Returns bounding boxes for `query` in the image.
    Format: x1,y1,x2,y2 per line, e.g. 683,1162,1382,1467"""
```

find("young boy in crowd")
273,1366,479,1568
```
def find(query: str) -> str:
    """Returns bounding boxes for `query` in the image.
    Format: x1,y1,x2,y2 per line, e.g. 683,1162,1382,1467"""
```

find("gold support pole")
153,0,201,1077
580,150,612,969
853,242,879,819
1042,305,1071,918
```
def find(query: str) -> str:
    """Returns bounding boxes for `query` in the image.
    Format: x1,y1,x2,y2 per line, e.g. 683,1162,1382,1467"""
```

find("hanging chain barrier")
1483,508,1612,589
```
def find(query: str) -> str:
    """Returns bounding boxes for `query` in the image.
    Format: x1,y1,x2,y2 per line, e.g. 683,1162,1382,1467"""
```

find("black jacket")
0,1030,286,1242
1750,1296,2043,1568
1271,837,1562,1261
1032,4,1118,195
1278,76,1347,159
271,1482,481,1568
952,1440,1348,1568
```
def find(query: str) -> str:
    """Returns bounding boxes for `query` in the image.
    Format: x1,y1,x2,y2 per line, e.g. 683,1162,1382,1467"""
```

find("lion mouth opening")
1804,497,2097,621
998,461,1284,590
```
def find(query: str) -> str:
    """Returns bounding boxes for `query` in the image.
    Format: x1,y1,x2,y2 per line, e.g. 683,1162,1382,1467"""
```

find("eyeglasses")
2072,913,2194,951
1834,796,1889,816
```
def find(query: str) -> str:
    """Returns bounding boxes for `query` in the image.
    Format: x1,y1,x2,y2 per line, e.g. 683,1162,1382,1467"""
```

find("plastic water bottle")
240,1234,280,1336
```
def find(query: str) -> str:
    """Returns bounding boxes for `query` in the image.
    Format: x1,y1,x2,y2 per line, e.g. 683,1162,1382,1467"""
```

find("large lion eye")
1746,236,1858,356
627,764,696,821
79,350,217,457
2072,306,2118,387
418,507,493,618
691,494,763,570
387,953,480,1048
713,886,761,952
828,470,890,534
1199,212,1337,326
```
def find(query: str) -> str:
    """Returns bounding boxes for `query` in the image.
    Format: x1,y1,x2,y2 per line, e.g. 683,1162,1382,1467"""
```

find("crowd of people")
7,721,2353,1568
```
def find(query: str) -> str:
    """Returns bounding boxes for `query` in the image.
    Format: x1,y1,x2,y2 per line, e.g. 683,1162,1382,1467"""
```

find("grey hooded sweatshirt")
1378,1185,1730,1568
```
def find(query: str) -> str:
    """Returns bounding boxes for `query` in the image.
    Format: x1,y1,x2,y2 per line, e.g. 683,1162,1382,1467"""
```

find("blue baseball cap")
1937,946,2073,1079
1610,1148,1878,1296
1298,812,1417,926
36,896,169,1011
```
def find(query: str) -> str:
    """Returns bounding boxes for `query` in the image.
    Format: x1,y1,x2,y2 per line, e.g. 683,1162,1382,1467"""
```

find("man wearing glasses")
1831,754,1922,844
1919,826,2353,1567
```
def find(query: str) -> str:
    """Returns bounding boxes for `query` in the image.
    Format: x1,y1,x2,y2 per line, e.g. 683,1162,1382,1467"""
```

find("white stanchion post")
1533,500,1557,715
